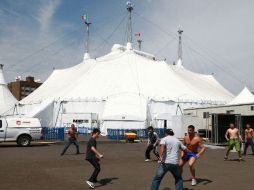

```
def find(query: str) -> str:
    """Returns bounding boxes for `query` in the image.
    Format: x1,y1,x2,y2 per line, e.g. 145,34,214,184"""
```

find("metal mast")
85,20,91,54
82,14,91,59
177,27,183,61
126,1,134,47
137,39,142,51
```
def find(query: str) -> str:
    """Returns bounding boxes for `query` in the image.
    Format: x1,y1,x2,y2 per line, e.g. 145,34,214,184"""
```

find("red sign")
22,121,31,124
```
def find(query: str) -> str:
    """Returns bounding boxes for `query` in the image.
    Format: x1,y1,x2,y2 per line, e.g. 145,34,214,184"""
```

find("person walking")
61,124,80,156
224,123,243,161
151,129,188,190
243,124,254,155
86,128,103,189
145,126,160,161
179,125,206,186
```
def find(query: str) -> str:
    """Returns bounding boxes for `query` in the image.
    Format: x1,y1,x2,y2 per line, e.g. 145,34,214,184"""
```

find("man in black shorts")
145,126,160,161
86,128,103,189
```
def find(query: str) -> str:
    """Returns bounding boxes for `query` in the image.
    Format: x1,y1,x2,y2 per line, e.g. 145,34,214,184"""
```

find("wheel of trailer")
17,135,31,147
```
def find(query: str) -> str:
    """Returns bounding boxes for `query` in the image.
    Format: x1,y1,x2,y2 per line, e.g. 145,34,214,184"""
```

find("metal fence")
107,128,165,140
41,127,165,141
41,127,65,141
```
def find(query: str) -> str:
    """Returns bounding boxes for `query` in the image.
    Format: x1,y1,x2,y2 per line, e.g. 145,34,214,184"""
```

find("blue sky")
0,0,253,94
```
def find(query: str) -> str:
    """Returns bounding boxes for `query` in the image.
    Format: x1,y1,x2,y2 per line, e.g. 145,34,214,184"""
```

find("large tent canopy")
21,44,233,105
16,43,234,135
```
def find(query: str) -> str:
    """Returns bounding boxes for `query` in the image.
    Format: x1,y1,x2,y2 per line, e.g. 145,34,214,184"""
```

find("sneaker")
224,156,228,161
145,159,151,162
86,181,95,189
191,178,197,186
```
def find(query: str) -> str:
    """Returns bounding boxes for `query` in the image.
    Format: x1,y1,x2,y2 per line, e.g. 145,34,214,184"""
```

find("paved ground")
0,137,254,190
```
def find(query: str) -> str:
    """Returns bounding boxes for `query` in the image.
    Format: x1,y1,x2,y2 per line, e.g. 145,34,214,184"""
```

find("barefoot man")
224,123,243,161
179,125,206,186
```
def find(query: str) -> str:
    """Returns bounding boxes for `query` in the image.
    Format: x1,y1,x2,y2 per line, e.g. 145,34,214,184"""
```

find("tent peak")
229,86,254,105
0,64,7,85
175,59,184,68
126,42,133,50
83,53,91,60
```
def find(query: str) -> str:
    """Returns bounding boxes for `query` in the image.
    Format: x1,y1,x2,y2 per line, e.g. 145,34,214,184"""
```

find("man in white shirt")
150,129,188,190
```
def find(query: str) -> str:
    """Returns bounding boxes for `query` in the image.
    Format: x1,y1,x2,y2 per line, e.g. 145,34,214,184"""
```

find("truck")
0,117,42,146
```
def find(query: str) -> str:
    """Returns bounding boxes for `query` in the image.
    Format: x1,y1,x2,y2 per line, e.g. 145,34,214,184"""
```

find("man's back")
161,136,186,164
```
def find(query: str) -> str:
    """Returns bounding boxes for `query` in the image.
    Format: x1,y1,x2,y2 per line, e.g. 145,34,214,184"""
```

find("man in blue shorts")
179,125,206,186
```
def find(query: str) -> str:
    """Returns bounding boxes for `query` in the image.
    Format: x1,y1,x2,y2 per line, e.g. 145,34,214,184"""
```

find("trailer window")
0,120,2,128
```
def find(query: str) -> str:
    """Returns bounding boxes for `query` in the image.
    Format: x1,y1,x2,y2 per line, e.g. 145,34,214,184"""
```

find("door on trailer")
212,114,238,144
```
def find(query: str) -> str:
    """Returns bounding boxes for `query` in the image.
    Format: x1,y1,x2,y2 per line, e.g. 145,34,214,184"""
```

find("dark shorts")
182,152,197,161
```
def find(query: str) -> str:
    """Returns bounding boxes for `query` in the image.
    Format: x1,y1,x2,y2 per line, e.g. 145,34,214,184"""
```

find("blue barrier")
42,127,65,141
107,128,165,140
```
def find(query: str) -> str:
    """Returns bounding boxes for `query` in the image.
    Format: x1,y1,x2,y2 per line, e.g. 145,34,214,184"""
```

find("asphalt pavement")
0,139,254,190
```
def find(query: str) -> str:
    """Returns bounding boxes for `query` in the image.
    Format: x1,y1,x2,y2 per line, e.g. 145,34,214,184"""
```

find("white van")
0,117,42,146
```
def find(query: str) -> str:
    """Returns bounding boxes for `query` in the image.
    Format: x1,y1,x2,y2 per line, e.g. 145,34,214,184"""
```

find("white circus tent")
14,43,234,135
0,64,18,115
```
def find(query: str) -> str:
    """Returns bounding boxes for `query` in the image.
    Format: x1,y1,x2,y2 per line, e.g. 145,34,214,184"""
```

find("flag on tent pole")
135,32,141,37
82,14,89,21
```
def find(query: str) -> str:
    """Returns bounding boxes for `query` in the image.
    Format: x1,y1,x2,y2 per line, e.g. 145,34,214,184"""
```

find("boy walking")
86,128,103,189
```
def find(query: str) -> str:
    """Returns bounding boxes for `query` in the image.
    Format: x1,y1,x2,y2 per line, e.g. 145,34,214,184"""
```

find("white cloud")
37,0,61,31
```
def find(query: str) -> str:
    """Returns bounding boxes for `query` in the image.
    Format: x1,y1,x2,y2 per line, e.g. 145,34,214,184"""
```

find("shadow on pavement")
225,158,245,162
96,177,119,187
184,178,213,185
0,144,50,148
162,188,195,190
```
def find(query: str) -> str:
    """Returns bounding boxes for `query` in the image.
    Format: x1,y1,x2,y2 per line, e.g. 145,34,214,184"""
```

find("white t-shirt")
160,135,186,164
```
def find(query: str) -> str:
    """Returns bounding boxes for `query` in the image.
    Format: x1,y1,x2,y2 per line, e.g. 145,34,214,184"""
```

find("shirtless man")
179,125,206,186
224,123,243,161
243,124,254,155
